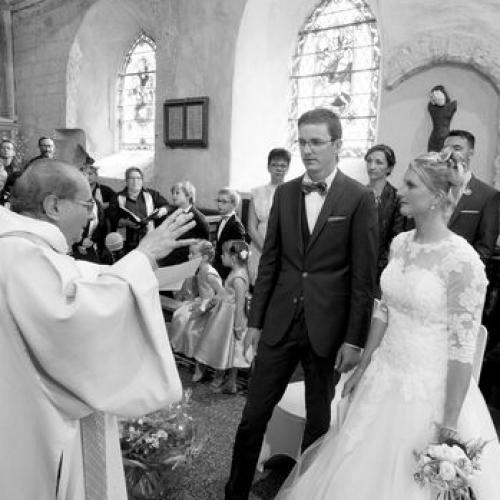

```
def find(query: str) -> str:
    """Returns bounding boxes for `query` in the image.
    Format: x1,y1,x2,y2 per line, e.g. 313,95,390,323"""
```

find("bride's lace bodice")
338,231,488,452
383,231,486,358
370,230,487,401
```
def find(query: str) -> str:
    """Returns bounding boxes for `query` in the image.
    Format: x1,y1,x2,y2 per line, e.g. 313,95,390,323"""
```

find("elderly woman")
247,148,290,285
109,166,170,253
158,180,210,266
365,144,408,289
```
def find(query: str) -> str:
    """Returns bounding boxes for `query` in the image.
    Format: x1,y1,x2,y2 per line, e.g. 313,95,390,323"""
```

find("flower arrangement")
120,389,204,499
414,438,487,500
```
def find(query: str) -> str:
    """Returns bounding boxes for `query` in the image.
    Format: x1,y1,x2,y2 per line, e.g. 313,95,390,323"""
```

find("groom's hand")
335,343,362,373
244,327,261,357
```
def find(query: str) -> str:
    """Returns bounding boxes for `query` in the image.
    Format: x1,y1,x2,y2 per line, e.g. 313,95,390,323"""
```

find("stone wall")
12,0,96,159
12,0,245,205
10,0,500,203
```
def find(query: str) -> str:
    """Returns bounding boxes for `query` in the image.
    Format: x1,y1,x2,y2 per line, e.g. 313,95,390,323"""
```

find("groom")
225,108,378,499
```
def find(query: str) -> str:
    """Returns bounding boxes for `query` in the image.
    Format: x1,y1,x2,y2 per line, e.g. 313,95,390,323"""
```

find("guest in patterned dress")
365,144,409,291
247,148,290,286
194,240,253,394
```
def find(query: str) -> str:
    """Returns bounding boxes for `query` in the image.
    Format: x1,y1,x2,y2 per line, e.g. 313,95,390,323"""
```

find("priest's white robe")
0,206,183,500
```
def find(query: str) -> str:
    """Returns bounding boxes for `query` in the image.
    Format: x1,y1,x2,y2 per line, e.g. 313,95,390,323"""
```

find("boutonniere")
463,186,472,196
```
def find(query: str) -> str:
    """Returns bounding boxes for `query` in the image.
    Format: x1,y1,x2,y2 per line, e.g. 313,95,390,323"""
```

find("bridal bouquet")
414,438,487,499
120,389,204,499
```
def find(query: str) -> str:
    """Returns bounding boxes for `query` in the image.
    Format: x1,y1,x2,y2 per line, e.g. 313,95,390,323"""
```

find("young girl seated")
193,240,254,394
169,240,223,369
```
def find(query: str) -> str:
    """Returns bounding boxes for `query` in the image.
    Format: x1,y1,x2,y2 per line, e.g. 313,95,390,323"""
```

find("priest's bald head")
10,159,94,245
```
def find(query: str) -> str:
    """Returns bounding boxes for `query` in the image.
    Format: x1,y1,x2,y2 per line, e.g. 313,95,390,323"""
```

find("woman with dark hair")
365,144,407,289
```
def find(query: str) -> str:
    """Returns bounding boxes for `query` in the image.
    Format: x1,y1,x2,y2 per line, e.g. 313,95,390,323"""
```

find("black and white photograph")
1,1,500,499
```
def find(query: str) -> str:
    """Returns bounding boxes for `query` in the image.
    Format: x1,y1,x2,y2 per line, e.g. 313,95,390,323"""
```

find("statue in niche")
427,85,457,152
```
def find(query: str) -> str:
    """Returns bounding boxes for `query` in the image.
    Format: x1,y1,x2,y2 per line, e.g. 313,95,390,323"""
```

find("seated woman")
247,148,290,286
365,144,410,292
108,167,170,253
158,181,210,267
71,165,108,263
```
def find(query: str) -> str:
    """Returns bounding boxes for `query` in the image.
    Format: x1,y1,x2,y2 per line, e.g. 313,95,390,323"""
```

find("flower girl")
169,240,223,376
193,240,253,394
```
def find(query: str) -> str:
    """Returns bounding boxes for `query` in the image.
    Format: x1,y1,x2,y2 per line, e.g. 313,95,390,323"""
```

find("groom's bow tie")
301,180,327,196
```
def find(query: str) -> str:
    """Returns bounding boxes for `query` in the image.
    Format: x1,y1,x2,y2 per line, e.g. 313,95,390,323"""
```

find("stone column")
0,0,16,137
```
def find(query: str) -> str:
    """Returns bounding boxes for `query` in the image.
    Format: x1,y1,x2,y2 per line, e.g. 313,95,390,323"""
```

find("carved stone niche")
384,32,500,189
0,0,16,139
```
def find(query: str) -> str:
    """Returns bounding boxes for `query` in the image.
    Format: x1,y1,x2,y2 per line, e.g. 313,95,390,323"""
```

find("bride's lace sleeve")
446,249,487,364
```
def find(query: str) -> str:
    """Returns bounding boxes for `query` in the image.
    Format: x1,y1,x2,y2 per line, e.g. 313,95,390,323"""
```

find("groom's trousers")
225,309,339,500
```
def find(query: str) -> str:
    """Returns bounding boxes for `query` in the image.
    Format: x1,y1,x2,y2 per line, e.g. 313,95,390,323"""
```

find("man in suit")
444,130,500,262
214,187,246,280
224,108,378,500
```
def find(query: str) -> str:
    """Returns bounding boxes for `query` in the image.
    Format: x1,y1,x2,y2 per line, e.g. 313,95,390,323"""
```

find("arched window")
117,34,156,151
289,0,380,158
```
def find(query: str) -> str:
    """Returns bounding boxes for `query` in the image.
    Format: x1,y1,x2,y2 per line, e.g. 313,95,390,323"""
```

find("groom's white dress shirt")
303,169,337,232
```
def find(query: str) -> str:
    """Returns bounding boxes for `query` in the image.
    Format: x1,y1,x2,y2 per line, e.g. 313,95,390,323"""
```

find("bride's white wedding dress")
278,230,500,499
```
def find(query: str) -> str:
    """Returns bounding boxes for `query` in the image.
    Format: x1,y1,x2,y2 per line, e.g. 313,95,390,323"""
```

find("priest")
0,159,196,500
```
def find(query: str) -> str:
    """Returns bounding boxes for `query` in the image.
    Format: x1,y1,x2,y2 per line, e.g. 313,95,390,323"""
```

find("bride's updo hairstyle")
408,148,465,211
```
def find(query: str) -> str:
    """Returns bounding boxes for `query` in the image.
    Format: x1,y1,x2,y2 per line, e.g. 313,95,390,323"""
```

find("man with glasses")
225,108,378,499
214,187,246,280
25,136,56,167
109,166,170,253
0,159,197,500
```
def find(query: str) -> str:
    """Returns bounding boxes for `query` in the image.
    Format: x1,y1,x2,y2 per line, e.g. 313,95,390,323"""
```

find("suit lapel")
292,178,305,255
218,213,234,239
306,170,346,252
448,176,475,227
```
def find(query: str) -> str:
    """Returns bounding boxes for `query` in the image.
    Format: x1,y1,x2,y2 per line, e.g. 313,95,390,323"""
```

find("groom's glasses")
296,139,333,151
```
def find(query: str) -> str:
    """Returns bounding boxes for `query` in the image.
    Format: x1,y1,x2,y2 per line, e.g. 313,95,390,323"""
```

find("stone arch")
384,32,500,187
66,0,163,164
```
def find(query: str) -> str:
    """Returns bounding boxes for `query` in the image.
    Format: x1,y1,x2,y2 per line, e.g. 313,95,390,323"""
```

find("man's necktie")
301,181,328,196
81,412,107,500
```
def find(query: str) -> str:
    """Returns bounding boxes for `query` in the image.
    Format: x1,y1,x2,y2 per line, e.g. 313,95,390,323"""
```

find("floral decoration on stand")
414,437,488,500
120,389,204,499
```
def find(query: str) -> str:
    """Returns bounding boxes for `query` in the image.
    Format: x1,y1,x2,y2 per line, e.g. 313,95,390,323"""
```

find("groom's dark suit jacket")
448,175,500,262
248,171,378,358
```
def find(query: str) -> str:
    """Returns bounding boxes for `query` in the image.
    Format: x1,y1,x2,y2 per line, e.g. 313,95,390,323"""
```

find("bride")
277,150,500,499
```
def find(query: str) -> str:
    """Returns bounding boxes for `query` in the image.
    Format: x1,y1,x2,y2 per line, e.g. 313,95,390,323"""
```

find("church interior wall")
380,64,499,189
8,0,500,205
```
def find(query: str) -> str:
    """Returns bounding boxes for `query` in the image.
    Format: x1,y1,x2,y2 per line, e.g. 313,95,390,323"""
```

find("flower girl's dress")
193,267,252,370
278,231,500,500
169,264,222,357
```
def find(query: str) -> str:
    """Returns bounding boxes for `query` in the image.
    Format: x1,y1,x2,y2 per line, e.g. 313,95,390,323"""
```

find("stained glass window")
289,0,380,158
117,34,156,151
